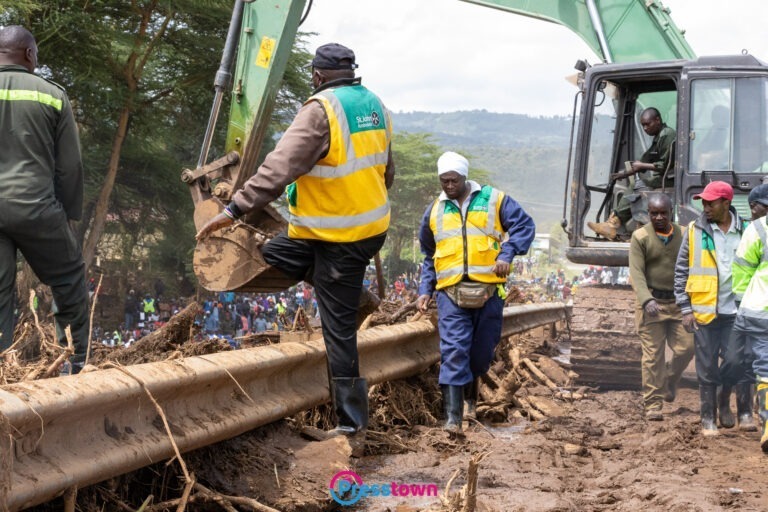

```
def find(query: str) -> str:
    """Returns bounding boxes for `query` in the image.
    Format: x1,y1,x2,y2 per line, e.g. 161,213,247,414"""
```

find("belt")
650,289,675,300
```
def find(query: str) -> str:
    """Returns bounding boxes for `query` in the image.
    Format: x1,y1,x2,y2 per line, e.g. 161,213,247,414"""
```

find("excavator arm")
186,0,700,293
460,0,695,63
184,0,307,292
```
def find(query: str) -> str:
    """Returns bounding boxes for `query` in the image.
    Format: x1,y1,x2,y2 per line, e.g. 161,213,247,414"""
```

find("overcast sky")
301,0,768,116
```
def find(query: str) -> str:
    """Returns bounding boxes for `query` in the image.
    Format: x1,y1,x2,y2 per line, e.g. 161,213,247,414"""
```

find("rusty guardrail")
0,303,568,510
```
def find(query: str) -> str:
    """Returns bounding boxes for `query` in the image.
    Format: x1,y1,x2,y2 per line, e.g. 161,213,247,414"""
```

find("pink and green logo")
329,470,439,506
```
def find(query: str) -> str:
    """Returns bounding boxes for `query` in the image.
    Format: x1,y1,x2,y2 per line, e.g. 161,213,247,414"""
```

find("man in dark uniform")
589,107,676,240
0,26,89,372
196,43,394,439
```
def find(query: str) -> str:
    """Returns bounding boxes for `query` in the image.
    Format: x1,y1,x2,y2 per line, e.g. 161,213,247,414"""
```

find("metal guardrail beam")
0,303,567,510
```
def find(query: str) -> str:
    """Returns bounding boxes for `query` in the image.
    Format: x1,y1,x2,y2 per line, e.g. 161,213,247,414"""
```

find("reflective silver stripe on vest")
289,200,390,229
467,265,495,275
485,188,501,239
436,266,464,281
692,304,717,314
434,200,446,240
307,89,383,179
739,307,768,319
434,224,461,243
310,151,389,178
734,256,757,268
753,219,768,263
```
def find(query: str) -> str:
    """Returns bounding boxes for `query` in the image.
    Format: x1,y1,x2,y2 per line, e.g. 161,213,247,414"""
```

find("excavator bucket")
192,198,297,293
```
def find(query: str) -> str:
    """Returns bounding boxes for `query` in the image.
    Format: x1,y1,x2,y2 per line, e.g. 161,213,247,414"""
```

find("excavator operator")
589,107,676,240
196,43,395,442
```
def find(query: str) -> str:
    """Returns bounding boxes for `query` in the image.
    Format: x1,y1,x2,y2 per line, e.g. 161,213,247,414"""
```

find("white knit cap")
437,151,469,177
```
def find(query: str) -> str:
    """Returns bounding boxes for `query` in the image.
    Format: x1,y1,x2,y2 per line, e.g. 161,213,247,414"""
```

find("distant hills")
392,110,575,230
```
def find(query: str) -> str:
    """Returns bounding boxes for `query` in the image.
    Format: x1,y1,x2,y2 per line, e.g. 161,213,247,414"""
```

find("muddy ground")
10,295,765,512
27,331,766,512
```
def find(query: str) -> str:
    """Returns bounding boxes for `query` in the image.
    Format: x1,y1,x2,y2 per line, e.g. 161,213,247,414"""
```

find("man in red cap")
674,181,754,435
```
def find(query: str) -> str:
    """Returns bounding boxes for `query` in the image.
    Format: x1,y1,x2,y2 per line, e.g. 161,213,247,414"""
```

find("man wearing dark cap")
674,181,753,435
196,43,394,441
733,182,768,452
747,183,768,221
0,26,89,372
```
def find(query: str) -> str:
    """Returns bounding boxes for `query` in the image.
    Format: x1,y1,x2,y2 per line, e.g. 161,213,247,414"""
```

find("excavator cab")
566,55,768,267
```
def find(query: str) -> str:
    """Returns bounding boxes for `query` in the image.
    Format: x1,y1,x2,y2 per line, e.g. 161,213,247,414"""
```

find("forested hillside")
393,110,573,230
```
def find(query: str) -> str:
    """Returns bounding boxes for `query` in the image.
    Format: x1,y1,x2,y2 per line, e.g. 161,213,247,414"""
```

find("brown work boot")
587,212,621,240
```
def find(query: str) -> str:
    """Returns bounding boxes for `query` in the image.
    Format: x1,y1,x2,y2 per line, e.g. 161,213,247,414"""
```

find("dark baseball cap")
311,43,358,70
693,181,733,202
748,183,768,206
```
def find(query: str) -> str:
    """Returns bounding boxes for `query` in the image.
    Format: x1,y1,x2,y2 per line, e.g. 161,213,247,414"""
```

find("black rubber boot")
700,385,719,436
736,382,757,432
441,384,464,434
463,377,480,421
717,384,735,428
328,377,369,436
757,381,768,453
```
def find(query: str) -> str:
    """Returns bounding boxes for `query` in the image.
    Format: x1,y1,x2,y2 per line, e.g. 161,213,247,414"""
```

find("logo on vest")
356,111,380,129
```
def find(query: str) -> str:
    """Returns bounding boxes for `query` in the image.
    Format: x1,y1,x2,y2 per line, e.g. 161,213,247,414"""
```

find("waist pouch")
445,282,497,309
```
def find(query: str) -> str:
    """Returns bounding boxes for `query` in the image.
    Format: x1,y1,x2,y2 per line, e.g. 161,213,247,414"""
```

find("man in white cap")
416,151,535,434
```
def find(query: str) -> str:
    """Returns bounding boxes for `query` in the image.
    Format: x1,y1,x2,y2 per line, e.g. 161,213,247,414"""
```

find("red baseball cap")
693,181,733,202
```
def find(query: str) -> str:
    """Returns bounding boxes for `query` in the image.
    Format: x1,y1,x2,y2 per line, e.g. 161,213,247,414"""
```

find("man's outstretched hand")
195,212,234,241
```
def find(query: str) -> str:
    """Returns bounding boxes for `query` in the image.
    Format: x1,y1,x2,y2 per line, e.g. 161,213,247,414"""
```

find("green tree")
1,2,313,288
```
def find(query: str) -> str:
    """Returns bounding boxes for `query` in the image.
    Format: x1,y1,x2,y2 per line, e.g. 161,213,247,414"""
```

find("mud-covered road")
21,315,767,512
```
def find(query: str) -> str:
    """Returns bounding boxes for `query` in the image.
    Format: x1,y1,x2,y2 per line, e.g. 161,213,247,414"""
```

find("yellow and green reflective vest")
429,186,506,290
287,84,391,242
685,218,749,324
685,222,718,324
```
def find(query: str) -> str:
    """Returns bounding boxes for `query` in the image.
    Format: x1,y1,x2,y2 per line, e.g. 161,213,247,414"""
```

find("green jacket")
733,216,768,319
639,124,676,188
0,64,83,220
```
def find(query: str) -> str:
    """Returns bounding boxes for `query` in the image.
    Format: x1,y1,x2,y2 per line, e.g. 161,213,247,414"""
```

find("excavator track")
569,284,642,391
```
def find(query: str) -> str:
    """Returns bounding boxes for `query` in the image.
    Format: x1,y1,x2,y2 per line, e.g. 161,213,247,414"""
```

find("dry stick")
29,289,47,348
97,487,141,512
136,495,154,512
62,485,77,512
41,326,74,378
85,274,103,366
273,463,280,489
441,468,462,509
203,488,283,512
192,483,237,512
461,451,491,512
522,357,559,391
176,474,196,512
104,363,192,484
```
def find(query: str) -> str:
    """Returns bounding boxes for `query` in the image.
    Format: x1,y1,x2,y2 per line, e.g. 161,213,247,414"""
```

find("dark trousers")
262,232,385,378
695,314,750,387
0,200,89,363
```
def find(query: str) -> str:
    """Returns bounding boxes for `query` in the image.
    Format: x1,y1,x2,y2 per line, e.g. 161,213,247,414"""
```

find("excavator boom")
460,0,695,63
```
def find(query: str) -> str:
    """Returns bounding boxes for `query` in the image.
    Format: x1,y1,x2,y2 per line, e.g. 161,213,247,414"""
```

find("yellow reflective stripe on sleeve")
0,89,62,110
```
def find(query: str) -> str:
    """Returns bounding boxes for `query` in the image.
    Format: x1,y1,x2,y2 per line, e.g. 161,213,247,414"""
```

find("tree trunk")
81,106,132,271
75,200,96,247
